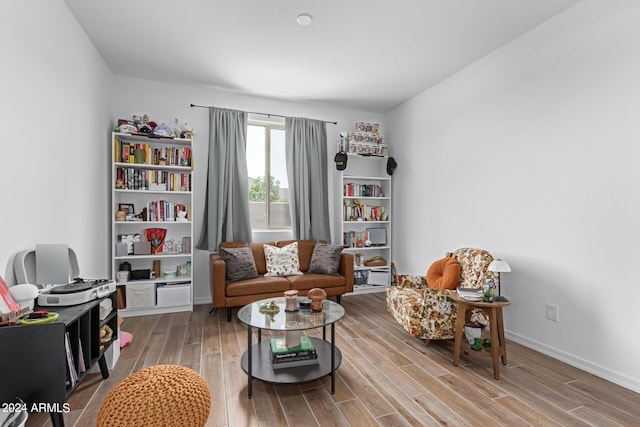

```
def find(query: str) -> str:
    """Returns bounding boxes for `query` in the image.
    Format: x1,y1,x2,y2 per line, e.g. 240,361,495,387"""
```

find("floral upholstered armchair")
386,248,497,345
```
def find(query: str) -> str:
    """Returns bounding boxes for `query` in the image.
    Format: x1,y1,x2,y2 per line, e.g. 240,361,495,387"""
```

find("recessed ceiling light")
296,13,313,26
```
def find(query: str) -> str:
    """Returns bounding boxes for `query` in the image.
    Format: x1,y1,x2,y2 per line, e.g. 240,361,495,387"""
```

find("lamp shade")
488,259,511,273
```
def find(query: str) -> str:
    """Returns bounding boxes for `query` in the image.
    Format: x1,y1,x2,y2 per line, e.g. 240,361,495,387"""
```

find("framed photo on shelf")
118,203,135,215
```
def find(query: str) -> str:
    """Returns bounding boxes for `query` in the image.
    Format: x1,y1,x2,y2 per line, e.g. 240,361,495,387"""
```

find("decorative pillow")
308,244,344,275
219,247,258,282
426,256,460,290
264,242,303,277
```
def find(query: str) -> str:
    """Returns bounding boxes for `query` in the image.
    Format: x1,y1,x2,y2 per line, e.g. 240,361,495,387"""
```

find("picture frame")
118,233,141,255
366,228,387,246
118,203,135,215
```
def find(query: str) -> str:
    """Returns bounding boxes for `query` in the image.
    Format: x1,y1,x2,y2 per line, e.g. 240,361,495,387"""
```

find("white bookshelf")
340,154,392,295
110,132,194,316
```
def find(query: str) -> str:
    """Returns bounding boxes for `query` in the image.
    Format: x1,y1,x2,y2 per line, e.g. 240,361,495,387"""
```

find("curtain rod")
189,103,337,125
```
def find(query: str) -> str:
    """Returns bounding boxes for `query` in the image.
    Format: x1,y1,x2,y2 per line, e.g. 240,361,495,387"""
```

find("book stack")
457,287,482,301
270,336,318,369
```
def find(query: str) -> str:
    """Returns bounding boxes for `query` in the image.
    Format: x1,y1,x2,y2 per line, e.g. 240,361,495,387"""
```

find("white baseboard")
506,330,640,394
194,296,212,306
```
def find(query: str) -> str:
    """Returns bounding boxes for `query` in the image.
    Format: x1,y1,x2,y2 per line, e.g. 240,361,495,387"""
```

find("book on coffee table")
272,357,319,369
270,335,315,355
270,336,318,368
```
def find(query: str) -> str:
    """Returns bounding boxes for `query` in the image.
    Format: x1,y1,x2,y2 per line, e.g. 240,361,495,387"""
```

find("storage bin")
156,284,191,307
99,298,113,320
125,283,156,308
367,269,390,286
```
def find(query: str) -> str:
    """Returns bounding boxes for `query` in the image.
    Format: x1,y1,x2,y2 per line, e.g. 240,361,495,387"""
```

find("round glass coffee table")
237,297,345,399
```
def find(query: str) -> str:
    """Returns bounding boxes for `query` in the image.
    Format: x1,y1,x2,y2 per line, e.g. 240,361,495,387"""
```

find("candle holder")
284,290,299,312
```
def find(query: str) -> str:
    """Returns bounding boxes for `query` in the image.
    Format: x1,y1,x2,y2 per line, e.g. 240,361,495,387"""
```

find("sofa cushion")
426,257,460,290
219,241,275,274
308,243,344,275
287,273,346,291
225,275,291,297
218,247,258,282
277,240,325,272
264,242,303,277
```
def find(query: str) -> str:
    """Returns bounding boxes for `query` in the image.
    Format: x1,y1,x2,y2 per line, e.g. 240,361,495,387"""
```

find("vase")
285,321,302,347
464,324,483,345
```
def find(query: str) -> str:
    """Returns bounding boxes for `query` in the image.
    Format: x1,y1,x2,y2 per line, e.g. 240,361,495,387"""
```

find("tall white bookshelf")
340,154,392,295
111,132,194,316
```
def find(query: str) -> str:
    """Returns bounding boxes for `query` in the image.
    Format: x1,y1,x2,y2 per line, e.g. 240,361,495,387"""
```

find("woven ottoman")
97,364,211,427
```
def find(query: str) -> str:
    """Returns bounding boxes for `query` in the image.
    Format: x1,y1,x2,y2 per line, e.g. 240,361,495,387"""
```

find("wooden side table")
450,293,511,379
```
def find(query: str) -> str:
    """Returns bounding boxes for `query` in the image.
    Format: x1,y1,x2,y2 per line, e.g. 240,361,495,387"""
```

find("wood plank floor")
26,293,640,426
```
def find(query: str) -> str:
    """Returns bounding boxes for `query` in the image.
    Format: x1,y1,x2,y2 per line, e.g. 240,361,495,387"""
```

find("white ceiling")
64,0,580,113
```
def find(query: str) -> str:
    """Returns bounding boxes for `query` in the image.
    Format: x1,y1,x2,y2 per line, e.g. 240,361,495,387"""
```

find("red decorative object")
144,228,167,254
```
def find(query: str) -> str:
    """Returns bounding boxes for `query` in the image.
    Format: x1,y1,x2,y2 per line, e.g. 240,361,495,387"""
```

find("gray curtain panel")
285,117,331,241
197,107,252,251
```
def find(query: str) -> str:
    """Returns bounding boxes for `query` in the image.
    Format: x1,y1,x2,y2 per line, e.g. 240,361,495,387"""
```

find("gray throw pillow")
308,244,344,275
219,247,258,282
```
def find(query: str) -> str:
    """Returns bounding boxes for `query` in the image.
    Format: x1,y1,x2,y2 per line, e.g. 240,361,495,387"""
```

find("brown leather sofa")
210,240,354,320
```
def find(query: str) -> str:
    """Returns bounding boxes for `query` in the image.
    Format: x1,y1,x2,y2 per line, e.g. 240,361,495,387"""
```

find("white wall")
111,76,383,304
385,0,640,392
0,1,113,283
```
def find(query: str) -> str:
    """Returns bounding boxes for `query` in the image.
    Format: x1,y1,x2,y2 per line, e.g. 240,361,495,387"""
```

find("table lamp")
488,259,511,302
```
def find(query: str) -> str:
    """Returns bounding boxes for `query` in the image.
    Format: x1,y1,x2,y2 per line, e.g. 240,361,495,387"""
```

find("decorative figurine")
307,288,327,312
483,279,495,302
259,300,279,314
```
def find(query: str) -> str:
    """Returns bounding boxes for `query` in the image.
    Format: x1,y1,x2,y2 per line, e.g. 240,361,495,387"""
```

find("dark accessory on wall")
334,152,347,170
387,157,397,175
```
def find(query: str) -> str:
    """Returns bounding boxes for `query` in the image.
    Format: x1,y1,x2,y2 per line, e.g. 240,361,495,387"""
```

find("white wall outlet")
546,303,559,322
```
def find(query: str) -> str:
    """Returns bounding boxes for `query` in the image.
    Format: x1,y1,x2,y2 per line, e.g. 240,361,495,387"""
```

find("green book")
270,336,315,354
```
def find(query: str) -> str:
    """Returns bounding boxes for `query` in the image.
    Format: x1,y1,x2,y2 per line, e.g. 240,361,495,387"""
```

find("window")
246,122,290,230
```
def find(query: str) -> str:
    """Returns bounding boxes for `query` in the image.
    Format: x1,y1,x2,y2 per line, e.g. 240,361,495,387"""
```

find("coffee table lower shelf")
240,337,342,385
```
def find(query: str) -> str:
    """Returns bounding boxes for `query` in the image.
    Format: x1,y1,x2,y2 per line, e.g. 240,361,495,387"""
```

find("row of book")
270,336,318,369
115,168,192,192
343,204,387,221
343,231,369,248
114,141,192,167
64,332,86,389
146,201,191,222
343,183,385,198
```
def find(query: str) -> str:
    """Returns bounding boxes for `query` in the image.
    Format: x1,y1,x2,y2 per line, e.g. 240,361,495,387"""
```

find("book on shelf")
114,138,192,167
343,231,369,248
145,200,189,222
77,338,86,374
115,168,192,192
64,332,79,388
182,236,192,254
343,203,386,221
343,183,384,198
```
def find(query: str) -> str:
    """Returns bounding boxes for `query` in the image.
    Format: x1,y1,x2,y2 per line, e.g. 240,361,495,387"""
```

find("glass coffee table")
237,297,345,399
